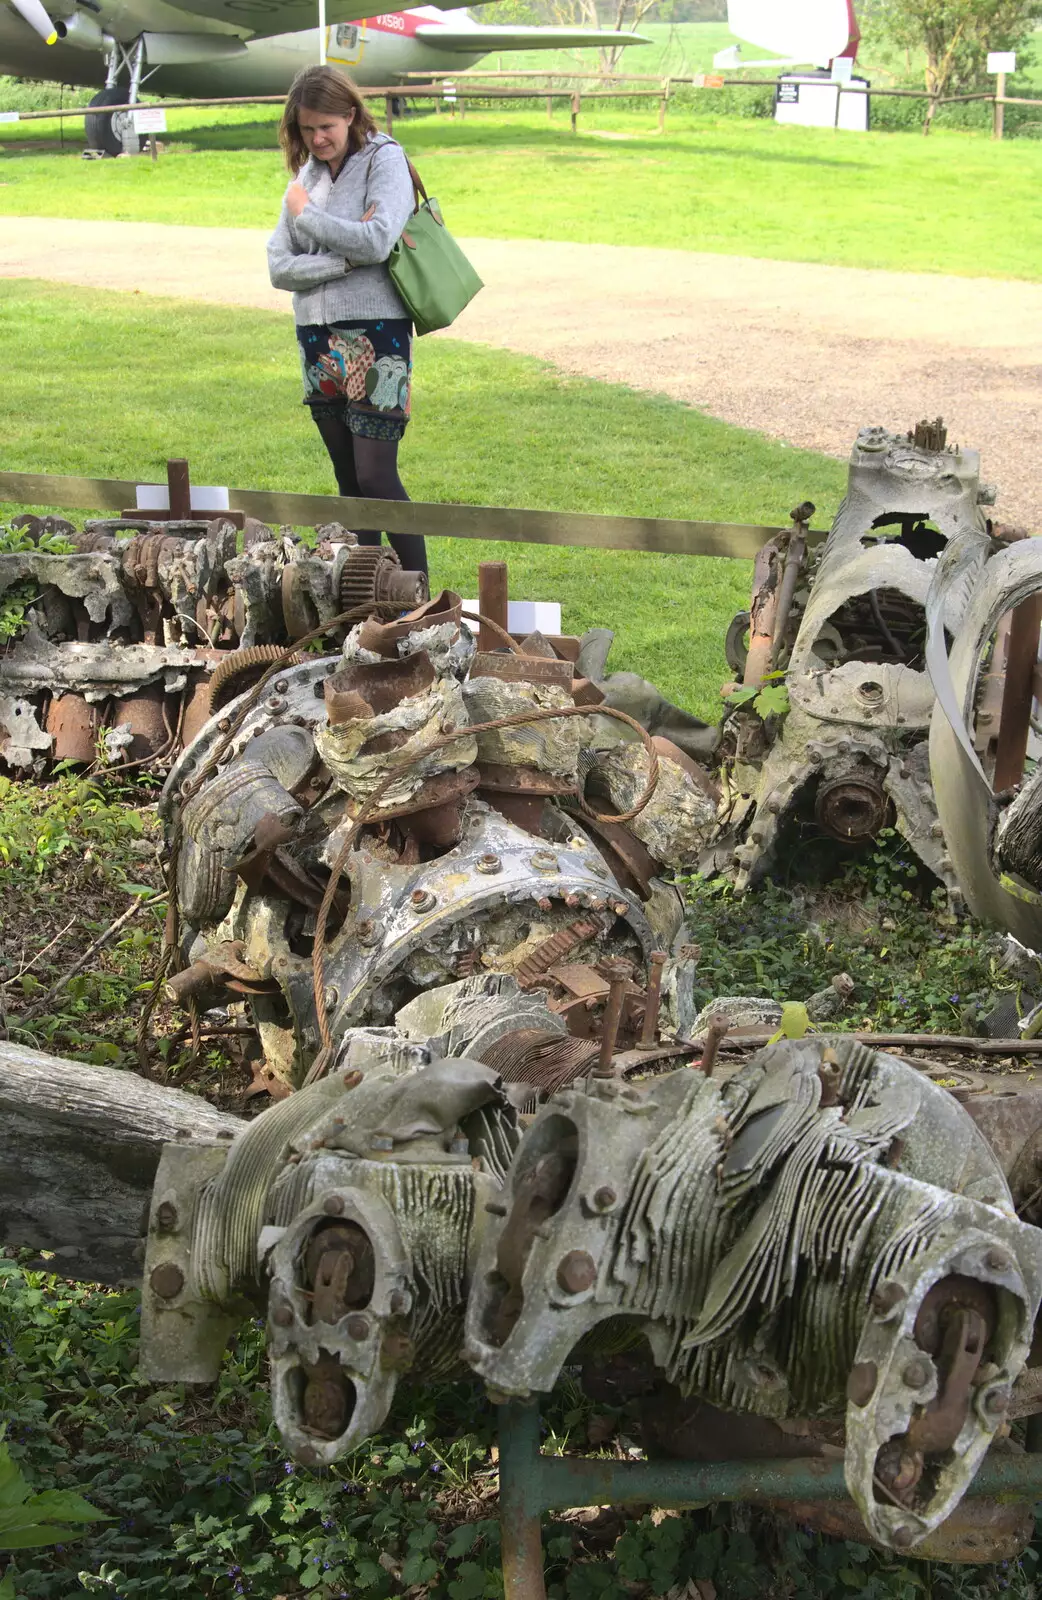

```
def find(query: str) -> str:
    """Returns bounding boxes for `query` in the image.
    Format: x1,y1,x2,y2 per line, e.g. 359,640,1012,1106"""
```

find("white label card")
133,107,168,134
987,51,1016,73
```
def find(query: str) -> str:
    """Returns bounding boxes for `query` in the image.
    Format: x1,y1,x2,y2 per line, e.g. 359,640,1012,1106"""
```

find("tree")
878,0,1040,131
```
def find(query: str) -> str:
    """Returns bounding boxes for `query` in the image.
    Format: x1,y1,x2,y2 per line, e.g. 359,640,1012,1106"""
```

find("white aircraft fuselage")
0,4,640,98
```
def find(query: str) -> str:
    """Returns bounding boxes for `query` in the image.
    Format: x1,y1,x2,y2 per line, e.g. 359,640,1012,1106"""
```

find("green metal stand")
497,1401,1042,1600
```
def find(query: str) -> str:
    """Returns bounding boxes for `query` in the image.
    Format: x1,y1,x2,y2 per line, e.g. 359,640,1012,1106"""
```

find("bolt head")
985,1247,1011,1274
275,678,289,692
323,985,339,1010
984,1388,1010,1417
346,1314,370,1341
556,1249,597,1295
323,1193,345,1216
891,1526,916,1551
593,1186,617,1210
155,1200,179,1233
272,1301,294,1328
902,1359,930,1389
150,1262,185,1300
846,1361,878,1407
217,717,231,732
872,1281,905,1318
476,853,502,874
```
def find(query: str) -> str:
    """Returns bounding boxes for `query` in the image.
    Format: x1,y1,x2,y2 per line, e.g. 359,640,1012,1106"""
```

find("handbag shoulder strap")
404,156,428,210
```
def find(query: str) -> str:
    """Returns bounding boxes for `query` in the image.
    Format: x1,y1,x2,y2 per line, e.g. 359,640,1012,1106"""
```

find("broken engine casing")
719,425,994,892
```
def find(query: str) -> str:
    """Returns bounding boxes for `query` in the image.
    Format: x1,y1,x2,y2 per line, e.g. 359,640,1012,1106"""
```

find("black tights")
310,406,428,579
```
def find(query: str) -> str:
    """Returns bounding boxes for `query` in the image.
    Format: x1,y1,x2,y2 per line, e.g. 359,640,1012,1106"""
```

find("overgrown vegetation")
686,829,1019,1034
3,1250,1038,1598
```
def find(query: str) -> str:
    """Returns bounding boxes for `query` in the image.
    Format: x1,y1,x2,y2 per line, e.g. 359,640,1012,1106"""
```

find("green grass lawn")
0,278,848,718
3,101,1042,278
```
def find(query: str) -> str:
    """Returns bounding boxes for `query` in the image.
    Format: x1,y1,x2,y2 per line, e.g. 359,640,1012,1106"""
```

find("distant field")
3,103,1042,280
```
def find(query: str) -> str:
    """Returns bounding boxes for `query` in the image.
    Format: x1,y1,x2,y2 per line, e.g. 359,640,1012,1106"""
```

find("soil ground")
3,214,1041,525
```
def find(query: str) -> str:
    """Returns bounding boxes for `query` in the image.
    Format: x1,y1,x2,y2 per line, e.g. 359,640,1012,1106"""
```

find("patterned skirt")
297,317,412,442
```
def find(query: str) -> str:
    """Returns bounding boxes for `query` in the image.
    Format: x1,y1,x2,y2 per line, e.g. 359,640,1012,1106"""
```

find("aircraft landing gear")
84,35,146,157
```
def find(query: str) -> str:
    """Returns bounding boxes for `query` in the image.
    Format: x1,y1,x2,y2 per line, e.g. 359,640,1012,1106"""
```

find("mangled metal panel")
927,532,1042,947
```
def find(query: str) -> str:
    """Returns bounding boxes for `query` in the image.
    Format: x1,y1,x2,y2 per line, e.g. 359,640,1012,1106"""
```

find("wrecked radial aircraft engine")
141,1034,1042,1556
0,513,426,771
717,422,998,891
159,589,720,1090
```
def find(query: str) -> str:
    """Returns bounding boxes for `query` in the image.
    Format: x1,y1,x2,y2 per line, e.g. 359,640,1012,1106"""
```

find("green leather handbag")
387,159,483,337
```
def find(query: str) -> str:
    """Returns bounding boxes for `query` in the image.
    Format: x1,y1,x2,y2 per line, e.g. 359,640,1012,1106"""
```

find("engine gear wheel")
208,645,302,713
338,547,429,614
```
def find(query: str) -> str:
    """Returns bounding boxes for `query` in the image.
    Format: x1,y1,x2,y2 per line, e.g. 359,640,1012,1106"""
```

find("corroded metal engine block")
141,1036,1042,1554
159,602,717,1088
0,515,426,770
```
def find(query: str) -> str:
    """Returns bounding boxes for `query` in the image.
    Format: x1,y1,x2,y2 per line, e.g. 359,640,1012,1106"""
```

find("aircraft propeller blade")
9,0,59,43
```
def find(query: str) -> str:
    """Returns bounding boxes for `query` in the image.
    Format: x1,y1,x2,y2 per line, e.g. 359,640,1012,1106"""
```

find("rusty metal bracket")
496,1400,1042,1600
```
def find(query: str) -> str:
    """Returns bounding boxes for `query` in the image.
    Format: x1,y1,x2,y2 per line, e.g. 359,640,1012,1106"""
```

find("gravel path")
3,215,1040,524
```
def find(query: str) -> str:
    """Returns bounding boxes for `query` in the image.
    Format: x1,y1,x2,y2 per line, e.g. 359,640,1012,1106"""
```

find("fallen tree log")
0,1041,244,1286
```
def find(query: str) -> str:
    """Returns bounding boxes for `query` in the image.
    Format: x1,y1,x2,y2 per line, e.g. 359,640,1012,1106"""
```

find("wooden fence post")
571,90,580,133
994,72,1006,139
659,75,671,132
385,93,394,134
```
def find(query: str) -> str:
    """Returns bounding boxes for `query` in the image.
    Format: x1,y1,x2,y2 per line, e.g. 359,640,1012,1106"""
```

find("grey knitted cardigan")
267,132,415,325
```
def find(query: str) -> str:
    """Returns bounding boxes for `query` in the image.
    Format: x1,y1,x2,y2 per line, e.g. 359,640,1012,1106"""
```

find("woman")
267,65,427,579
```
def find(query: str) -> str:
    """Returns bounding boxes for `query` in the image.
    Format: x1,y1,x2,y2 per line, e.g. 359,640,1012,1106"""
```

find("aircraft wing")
413,24,651,51
119,0,388,40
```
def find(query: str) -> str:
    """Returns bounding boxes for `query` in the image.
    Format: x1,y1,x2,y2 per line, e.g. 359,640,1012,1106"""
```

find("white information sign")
136,484,230,513
462,600,561,635
987,51,1016,73
0,111,19,123
132,107,167,134
831,55,853,82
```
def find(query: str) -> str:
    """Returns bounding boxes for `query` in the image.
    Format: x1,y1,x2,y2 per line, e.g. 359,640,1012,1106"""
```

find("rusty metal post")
769,503,813,669
571,90,580,133
596,958,630,1075
993,595,1042,791
699,1012,730,1077
638,951,668,1049
994,73,1006,139
498,1403,548,1600
166,458,191,521
478,561,509,652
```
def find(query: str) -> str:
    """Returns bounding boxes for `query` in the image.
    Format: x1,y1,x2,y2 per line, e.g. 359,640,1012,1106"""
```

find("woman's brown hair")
279,65,379,174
